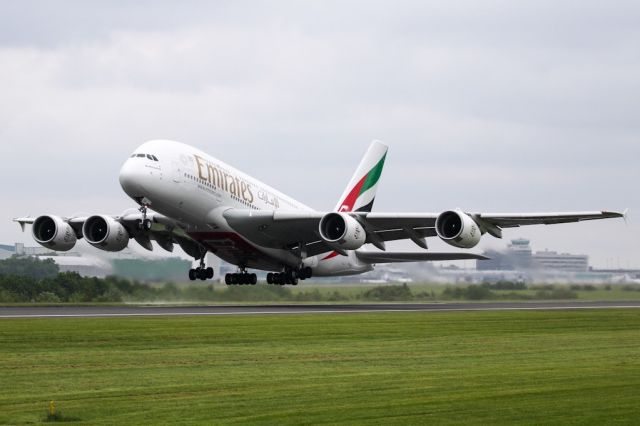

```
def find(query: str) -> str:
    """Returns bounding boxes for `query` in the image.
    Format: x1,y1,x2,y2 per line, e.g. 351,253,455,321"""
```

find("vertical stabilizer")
334,140,388,213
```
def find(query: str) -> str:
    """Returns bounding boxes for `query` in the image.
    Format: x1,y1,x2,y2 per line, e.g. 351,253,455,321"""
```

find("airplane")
14,139,624,285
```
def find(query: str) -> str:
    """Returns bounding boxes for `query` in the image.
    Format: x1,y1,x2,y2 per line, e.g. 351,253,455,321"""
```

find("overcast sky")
0,1,638,268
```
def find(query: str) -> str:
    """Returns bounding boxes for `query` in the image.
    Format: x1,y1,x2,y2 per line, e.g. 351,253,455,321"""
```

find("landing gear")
188,255,214,281
188,266,214,281
301,266,313,280
265,266,311,286
225,271,257,285
137,204,152,231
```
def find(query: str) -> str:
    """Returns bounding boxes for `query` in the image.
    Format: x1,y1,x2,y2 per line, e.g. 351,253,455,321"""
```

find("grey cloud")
0,1,638,267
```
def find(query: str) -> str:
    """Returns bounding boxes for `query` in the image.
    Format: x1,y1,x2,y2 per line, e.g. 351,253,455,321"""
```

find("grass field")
1,310,640,425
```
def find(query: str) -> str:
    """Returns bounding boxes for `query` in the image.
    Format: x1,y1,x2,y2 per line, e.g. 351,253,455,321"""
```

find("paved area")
2,301,640,318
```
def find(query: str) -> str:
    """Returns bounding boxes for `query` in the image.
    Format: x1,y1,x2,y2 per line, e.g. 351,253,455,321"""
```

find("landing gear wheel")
142,219,152,231
267,273,273,284
250,273,257,285
188,269,196,281
206,267,214,279
285,270,294,284
225,274,232,285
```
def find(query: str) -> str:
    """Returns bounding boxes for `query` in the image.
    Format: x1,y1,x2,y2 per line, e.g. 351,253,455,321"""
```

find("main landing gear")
188,256,214,281
225,271,257,285
266,266,312,286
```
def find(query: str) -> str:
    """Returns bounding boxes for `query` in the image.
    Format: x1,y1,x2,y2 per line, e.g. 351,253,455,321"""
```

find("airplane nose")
119,159,146,198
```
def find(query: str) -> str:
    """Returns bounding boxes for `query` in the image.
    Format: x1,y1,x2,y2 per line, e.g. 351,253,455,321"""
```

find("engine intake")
435,210,482,249
318,212,366,250
82,215,129,252
32,215,77,251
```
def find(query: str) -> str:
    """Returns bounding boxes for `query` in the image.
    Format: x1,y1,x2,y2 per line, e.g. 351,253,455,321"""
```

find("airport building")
532,250,589,273
477,238,588,273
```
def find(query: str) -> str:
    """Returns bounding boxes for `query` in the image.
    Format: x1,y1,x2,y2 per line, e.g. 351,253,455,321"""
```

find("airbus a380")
15,140,624,285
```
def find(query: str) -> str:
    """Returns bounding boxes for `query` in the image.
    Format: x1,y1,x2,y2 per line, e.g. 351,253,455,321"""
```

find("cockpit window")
131,153,159,161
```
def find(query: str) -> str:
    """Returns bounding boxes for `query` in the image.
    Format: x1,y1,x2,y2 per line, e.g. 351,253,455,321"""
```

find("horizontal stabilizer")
355,251,489,264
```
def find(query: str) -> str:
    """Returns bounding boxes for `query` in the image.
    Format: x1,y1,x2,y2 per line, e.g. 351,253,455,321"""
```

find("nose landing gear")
137,204,152,231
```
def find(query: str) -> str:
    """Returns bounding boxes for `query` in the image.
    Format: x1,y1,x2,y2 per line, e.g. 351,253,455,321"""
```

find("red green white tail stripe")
334,140,388,213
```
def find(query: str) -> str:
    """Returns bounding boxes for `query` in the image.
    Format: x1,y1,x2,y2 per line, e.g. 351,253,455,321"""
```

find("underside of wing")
477,211,624,228
355,251,488,264
222,208,625,258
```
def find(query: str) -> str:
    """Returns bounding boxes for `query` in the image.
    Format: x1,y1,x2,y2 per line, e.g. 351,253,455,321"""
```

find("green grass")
1,310,640,425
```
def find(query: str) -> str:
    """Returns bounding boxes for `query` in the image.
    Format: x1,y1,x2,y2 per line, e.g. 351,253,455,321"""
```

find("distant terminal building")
477,238,533,271
477,238,589,273
532,250,588,273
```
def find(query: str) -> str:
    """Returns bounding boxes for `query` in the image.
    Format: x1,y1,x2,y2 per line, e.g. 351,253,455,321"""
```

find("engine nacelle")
32,215,77,251
82,215,129,252
435,210,482,249
318,212,366,250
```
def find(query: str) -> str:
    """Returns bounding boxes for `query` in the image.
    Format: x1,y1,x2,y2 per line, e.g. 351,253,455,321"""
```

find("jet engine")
318,212,366,250
32,215,77,251
435,210,482,249
82,215,129,252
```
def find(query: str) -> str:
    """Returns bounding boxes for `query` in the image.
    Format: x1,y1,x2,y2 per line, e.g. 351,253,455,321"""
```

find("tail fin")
334,140,388,213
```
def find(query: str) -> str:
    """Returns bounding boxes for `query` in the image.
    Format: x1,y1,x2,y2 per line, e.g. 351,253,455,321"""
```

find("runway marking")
2,304,640,318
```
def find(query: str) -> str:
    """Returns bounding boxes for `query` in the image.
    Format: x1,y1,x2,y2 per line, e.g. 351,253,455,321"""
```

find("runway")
2,301,640,318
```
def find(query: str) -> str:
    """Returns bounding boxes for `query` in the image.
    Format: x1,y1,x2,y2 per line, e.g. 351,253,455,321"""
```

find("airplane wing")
14,213,205,259
222,209,624,257
355,251,488,264
473,211,624,227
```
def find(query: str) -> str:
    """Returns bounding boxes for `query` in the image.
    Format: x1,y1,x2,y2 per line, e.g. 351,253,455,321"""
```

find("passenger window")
136,153,145,158
151,155,159,161
146,154,153,160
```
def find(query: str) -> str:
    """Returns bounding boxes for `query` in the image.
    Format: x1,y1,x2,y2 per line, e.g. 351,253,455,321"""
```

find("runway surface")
2,301,640,318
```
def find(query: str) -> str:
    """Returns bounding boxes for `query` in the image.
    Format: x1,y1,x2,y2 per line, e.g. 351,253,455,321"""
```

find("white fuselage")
118,140,372,276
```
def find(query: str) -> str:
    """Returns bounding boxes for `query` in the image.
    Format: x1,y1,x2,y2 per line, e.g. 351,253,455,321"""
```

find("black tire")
206,267,214,279
291,276,298,285
188,269,196,281
250,274,257,285
267,273,273,284
143,219,152,231
225,274,231,285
